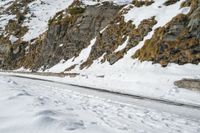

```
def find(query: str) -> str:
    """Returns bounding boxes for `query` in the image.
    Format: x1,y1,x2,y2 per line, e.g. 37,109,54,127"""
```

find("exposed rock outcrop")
18,1,122,70
164,0,180,6
0,0,199,71
132,0,154,7
133,0,200,66
0,0,31,69
175,79,200,91
80,16,157,69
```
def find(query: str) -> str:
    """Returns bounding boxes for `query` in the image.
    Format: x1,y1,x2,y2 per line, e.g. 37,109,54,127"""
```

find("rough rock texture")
174,79,200,91
134,0,200,66
0,0,199,71
0,0,31,69
132,0,154,7
1,1,122,70
80,16,157,69
164,0,180,6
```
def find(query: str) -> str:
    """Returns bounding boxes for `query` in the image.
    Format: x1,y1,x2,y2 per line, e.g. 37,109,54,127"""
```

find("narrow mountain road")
0,74,200,133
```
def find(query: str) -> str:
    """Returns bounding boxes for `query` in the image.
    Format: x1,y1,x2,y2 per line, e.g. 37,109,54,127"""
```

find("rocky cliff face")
0,0,32,69
0,1,122,70
20,1,122,70
80,16,156,69
134,0,200,66
0,0,199,71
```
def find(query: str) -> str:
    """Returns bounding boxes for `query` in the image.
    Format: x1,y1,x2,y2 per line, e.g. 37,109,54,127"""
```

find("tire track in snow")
4,74,200,110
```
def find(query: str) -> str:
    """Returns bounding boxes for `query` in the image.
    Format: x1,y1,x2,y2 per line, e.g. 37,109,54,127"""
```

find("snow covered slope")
47,0,192,72
0,0,131,41
23,0,74,41
0,0,74,41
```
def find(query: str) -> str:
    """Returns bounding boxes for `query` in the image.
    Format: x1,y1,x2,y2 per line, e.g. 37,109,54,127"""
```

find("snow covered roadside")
62,62,200,107
0,74,200,133
1,63,200,108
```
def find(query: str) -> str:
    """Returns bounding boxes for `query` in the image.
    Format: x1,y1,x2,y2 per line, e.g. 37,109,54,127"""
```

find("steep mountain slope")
134,0,200,66
0,0,199,71
0,0,200,83
0,0,74,69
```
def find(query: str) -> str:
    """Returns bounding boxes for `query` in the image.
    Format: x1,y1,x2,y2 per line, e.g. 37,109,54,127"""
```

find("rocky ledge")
174,78,200,91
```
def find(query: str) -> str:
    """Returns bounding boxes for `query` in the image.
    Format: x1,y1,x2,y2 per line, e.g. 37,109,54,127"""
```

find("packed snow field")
0,74,200,133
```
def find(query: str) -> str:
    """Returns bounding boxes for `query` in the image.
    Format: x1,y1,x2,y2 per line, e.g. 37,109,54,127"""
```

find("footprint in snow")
36,110,57,117
34,96,50,106
7,79,18,85
8,90,31,100
64,120,85,131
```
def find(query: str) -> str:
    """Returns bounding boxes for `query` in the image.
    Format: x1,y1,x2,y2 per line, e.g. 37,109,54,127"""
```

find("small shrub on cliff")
164,0,180,6
68,7,85,15
68,0,86,15
132,0,154,7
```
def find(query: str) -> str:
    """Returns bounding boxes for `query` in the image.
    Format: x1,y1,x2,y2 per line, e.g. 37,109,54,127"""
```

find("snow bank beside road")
1,62,200,108
0,75,200,133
